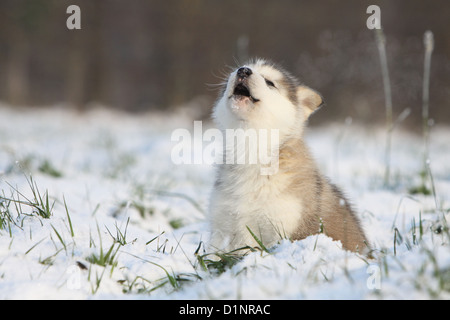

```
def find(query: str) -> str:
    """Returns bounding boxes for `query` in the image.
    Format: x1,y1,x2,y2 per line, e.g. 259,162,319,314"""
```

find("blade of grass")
246,226,269,253
63,196,75,238
51,224,67,252
25,237,47,255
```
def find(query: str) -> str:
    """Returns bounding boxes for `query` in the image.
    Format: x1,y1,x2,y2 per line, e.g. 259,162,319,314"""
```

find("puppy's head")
213,59,323,137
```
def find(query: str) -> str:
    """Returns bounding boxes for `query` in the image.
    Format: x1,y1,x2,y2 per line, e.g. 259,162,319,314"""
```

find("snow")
1,103,449,300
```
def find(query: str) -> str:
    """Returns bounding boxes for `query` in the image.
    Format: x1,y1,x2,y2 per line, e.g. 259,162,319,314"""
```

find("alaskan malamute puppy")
209,58,368,255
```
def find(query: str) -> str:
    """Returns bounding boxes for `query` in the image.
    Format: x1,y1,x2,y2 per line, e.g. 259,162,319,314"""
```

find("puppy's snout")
237,67,252,79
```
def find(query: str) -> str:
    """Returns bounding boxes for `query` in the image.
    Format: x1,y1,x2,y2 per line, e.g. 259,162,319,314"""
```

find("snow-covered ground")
0,104,449,299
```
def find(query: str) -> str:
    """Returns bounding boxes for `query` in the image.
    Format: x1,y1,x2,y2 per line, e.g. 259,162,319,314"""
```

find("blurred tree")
65,0,105,110
0,0,448,126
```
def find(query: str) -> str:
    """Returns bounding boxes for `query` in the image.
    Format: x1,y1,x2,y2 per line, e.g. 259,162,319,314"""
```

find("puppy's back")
281,138,368,253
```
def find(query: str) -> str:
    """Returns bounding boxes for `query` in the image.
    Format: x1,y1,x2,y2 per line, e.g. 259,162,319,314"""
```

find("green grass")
0,193,14,235
86,242,120,268
246,226,270,253
106,217,130,246
0,174,55,219
38,159,63,178
63,196,75,238
87,224,120,269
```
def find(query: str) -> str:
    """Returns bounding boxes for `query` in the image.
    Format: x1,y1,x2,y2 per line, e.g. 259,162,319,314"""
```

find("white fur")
209,164,303,252
213,60,305,139
209,59,308,253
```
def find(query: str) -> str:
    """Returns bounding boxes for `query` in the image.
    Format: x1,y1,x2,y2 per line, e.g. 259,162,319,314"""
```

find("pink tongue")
235,95,249,101
232,95,251,109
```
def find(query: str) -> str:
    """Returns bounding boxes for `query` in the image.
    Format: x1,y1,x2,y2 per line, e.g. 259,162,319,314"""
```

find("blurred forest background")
0,0,449,127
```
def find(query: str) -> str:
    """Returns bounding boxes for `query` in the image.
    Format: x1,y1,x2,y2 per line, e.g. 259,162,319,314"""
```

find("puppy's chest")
218,166,302,228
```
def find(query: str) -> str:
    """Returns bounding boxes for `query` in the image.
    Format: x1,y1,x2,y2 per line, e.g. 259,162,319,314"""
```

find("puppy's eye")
265,79,276,88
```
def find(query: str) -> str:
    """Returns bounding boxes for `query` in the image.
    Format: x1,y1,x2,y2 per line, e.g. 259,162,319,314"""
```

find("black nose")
237,67,252,78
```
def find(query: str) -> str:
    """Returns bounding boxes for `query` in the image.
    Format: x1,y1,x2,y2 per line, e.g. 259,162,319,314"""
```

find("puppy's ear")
297,86,324,118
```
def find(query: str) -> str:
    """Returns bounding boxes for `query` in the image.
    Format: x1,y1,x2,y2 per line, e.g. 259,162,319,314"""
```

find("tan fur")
278,138,368,252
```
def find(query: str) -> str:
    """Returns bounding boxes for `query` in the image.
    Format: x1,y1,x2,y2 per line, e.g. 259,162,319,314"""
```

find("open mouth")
232,83,259,103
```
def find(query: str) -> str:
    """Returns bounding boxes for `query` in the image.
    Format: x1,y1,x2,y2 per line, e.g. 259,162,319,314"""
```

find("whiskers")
205,65,234,92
